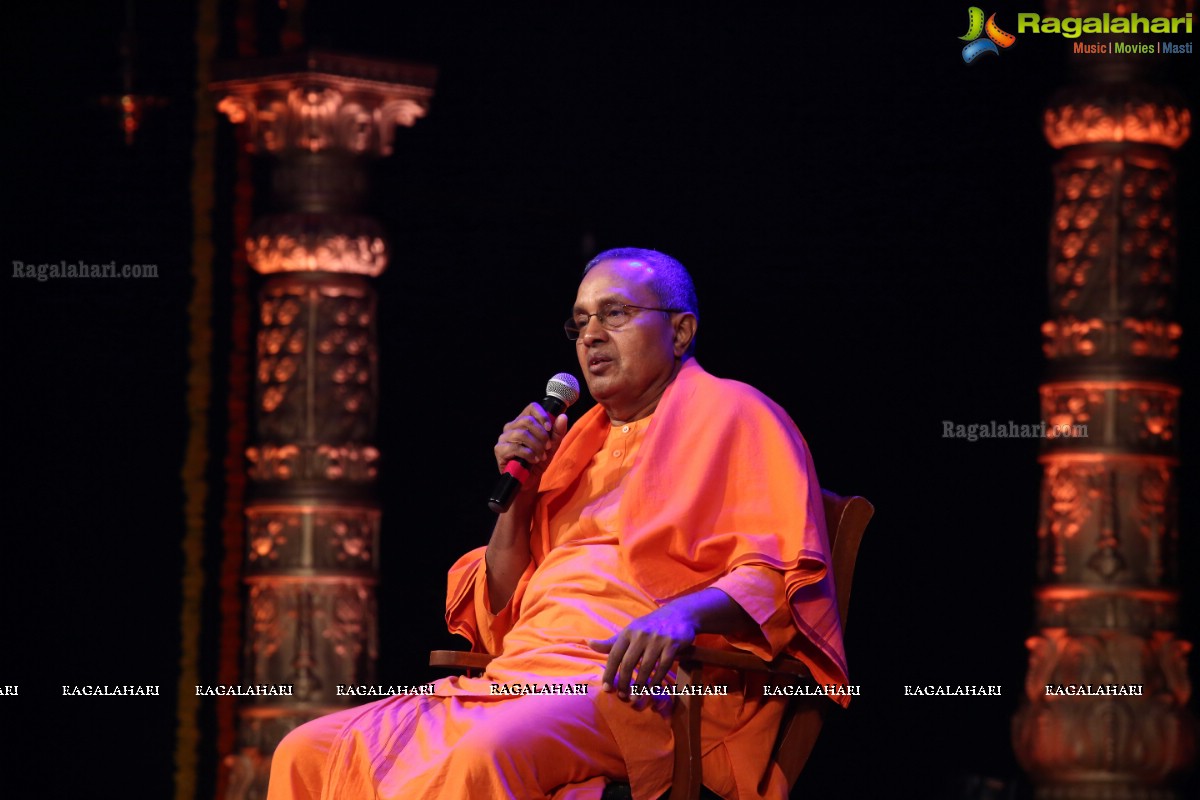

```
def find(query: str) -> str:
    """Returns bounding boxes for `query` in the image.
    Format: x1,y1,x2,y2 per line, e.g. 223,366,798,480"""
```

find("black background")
3,2,1197,798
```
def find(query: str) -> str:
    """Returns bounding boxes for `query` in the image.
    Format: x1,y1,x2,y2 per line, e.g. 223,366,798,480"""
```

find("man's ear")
672,313,697,357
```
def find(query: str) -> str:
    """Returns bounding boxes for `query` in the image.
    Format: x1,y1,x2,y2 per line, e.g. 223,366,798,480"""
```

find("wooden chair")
430,489,873,800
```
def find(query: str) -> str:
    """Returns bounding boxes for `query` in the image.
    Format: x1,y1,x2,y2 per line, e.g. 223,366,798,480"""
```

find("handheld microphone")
488,373,581,513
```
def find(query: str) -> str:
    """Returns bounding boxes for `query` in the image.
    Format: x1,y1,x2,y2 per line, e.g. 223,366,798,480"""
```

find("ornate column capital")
212,49,437,156
213,50,436,279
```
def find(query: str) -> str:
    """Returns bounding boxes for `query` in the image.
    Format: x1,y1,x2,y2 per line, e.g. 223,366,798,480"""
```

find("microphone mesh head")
546,373,581,408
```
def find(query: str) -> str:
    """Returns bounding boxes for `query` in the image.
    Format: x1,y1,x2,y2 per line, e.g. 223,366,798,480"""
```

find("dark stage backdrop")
3,2,1197,798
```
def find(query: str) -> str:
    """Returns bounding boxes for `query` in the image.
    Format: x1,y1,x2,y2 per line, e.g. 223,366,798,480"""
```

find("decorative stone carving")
1036,459,1178,587
247,213,388,276
1014,630,1195,790
215,49,434,800
243,580,378,704
1041,317,1181,360
1040,79,1188,379
244,506,381,573
1039,382,1180,454
1045,87,1191,150
1048,154,1177,320
1015,8,1193,796
250,276,377,453
246,443,380,484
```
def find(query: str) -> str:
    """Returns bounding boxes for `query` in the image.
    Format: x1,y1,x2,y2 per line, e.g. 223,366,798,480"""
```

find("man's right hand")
494,403,569,494
486,403,568,611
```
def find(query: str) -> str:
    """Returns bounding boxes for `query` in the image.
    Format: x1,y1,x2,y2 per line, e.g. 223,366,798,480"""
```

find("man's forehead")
592,258,655,277
572,291,632,311
575,259,656,301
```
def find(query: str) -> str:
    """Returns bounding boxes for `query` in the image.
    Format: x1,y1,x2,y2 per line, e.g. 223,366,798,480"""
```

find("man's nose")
580,314,608,342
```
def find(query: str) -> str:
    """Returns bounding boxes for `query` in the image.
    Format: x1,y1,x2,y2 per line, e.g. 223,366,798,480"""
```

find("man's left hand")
588,603,699,700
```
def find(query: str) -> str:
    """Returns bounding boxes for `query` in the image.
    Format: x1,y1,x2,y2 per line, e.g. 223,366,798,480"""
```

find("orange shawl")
533,358,849,702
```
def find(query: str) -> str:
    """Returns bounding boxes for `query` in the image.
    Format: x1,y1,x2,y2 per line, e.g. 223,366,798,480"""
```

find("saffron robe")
267,359,845,800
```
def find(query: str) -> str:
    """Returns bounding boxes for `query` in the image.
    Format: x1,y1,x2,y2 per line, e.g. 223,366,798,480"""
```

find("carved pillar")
212,50,436,799
1012,4,1195,798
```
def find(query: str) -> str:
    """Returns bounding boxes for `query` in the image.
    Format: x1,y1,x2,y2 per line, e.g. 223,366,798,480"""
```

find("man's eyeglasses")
564,301,684,340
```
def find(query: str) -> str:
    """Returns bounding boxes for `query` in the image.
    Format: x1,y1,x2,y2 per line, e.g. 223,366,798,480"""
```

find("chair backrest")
774,489,874,789
822,490,873,629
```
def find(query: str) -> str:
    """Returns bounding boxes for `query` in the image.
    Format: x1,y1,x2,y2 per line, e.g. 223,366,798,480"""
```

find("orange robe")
267,359,845,800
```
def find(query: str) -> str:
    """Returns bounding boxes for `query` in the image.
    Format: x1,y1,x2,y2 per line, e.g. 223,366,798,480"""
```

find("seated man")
268,248,848,800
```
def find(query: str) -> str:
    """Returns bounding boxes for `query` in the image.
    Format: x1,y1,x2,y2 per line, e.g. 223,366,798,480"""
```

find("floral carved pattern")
247,213,388,276
1041,384,1102,435
247,512,296,564
1039,459,1180,589
243,581,378,705
1042,317,1181,360
1039,383,1180,454
249,278,378,486
1126,388,1177,445
320,583,376,664
323,513,376,565
1048,156,1176,321
248,585,282,685
1039,463,1100,578
244,507,380,573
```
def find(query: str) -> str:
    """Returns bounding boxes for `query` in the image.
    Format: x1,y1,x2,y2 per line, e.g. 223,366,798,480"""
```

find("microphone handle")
488,394,569,513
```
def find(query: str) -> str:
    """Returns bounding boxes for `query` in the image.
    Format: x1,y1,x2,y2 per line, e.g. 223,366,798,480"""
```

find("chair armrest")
676,645,815,679
430,647,812,678
429,650,494,670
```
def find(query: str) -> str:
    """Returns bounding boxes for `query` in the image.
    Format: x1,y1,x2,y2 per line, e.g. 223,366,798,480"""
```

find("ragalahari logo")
960,7,1017,62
